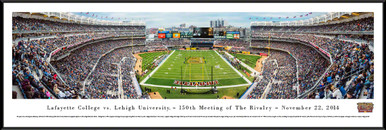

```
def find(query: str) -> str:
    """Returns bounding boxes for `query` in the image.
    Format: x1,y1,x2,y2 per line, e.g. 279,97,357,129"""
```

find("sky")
74,12,327,28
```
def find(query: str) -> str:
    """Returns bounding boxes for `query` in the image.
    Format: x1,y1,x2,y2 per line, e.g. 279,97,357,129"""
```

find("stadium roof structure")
13,12,146,26
250,12,373,26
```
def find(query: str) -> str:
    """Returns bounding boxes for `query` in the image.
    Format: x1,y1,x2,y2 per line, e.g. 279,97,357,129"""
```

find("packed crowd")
304,37,374,99
251,17,373,33
85,47,135,99
336,34,374,46
12,30,142,99
52,39,144,87
247,49,298,99
266,50,297,99
251,32,373,99
11,16,147,99
251,60,278,99
13,16,146,33
252,41,330,95
12,36,79,99
247,77,269,99
215,39,249,48
121,57,142,99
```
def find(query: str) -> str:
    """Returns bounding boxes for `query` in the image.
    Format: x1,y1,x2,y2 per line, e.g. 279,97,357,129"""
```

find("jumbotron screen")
193,27,214,38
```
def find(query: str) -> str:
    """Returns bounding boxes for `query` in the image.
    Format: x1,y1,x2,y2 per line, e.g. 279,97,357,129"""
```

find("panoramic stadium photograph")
11,12,374,100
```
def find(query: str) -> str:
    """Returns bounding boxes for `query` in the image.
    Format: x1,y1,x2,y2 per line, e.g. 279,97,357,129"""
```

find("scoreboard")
193,27,214,38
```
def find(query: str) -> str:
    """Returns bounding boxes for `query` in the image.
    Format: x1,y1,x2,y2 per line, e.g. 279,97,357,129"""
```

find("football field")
141,50,251,88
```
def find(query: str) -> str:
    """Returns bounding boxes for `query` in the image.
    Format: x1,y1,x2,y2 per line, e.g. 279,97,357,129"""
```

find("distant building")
210,18,228,28
180,23,186,28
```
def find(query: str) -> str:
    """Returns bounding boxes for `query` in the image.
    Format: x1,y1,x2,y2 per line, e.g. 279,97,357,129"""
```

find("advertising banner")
173,33,180,38
158,33,166,38
226,34,234,39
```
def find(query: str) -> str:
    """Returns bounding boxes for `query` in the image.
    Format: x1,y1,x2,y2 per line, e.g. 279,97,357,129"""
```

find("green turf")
144,50,249,87
142,85,250,99
229,53,261,68
139,51,168,71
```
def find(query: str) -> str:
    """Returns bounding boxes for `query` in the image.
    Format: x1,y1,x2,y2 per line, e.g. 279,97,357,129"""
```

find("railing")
15,79,27,99
342,68,366,84
46,62,68,86
239,82,256,99
298,63,333,98
40,81,60,99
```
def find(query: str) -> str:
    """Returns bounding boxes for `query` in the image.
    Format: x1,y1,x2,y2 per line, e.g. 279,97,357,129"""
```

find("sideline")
214,51,252,84
140,50,176,85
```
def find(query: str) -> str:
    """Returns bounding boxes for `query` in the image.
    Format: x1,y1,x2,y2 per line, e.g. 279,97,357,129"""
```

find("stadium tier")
12,12,374,99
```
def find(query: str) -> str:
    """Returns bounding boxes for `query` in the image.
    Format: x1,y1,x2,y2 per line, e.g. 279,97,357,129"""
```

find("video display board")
193,27,214,38
173,33,181,38
214,30,226,39
181,32,193,38
226,31,240,39
226,33,234,39
158,31,189,39
166,33,173,38
233,34,240,39
158,33,166,39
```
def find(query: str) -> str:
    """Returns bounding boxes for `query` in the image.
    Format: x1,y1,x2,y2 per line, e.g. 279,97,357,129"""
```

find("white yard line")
214,51,252,84
140,50,176,85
